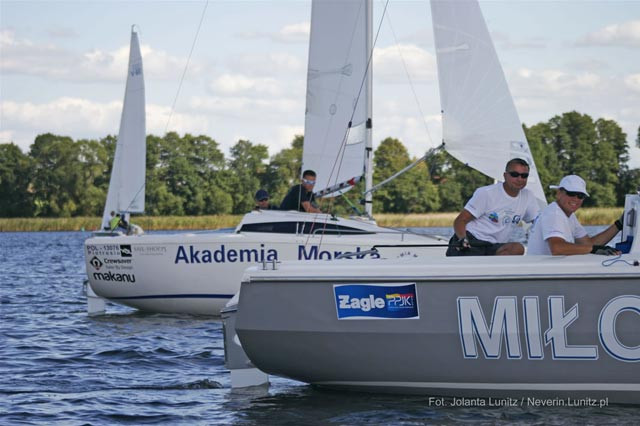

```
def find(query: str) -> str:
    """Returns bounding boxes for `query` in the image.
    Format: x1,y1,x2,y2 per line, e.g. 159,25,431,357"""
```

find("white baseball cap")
549,175,589,196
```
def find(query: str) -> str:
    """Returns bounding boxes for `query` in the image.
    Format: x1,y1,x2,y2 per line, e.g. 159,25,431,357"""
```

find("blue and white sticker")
334,283,419,320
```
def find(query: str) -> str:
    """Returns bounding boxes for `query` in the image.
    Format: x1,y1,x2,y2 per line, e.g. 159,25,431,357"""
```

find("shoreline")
0,208,622,232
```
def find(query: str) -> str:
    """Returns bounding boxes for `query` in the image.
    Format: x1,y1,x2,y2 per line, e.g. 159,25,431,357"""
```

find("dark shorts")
445,232,505,257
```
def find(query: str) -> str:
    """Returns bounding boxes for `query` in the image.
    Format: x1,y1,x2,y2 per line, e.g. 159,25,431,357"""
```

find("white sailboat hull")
84,210,447,315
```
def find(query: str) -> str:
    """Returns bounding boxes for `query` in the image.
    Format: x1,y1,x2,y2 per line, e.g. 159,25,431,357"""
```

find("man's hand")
590,245,620,256
453,234,471,251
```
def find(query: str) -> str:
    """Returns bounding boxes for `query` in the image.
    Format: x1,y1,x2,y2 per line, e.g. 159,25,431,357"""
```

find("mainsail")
431,0,546,206
301,0,372,200
101,27,146,230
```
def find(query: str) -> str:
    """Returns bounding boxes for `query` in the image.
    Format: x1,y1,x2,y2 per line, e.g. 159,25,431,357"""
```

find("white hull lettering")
458,295,639,362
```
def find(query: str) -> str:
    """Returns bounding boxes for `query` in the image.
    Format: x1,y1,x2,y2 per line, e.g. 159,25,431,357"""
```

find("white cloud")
209,73,287,96
226,52,305,79
373,43,436,83
237,21,310,44
511,67,602,95
625,73,640,93
577,19,640,47
0,29,192,83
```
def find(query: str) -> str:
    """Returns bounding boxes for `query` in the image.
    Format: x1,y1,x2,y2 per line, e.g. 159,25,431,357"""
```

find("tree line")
1,111,639,218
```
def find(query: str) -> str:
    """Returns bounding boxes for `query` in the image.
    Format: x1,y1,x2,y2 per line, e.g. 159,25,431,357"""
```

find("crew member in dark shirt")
279,170,322,213
254,189,277,210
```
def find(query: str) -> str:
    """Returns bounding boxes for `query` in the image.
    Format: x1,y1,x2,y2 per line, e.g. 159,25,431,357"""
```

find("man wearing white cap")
527,174,622,256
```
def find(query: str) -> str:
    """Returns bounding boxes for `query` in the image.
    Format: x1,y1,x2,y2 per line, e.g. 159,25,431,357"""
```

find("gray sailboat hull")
235,255,640,404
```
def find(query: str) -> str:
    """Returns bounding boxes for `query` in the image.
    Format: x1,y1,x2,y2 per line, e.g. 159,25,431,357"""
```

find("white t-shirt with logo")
464,183,540,244
526,201,588,255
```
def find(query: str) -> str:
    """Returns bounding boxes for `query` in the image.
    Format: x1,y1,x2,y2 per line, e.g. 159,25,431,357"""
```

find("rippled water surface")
2,230,639,425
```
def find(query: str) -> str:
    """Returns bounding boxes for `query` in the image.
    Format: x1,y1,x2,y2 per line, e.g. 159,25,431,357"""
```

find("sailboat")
83,0,543,317
82,6,447,316
227,0,640,403
100,26,146,234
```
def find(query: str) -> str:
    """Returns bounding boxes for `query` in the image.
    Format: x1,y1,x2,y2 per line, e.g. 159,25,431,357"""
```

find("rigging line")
164,0,209,134
382,3,434,147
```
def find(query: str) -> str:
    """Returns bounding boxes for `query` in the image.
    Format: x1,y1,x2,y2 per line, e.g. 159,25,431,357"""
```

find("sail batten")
101,28,146,230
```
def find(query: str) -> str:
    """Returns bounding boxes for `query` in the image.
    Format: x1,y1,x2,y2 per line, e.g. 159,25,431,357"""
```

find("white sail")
302,0,371,197
431,0,546,206
101,27,146,230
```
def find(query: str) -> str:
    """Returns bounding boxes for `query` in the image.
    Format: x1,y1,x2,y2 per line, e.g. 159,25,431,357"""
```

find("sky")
2,0,640,167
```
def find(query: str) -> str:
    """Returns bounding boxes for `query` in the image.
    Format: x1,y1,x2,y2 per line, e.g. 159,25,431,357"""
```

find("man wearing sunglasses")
279,169,322,213
527,175,621,256
254,189,277,210
446,158,540,257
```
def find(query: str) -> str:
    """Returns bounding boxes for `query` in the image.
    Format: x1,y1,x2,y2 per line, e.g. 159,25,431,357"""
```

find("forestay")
101,27,146,230
431,0,546,206
302,0,371,197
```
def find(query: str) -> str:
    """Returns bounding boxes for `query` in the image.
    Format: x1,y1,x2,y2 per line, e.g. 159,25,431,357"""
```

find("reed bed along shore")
0,207,623,232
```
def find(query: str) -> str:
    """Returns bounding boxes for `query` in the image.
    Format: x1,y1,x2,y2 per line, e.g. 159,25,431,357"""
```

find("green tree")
427,150,492,211
227,139,269,213
75,138,108,215
372,137,441,213
264,135,303,207
0,143,34,216
29,133,85,216
531,112,625,206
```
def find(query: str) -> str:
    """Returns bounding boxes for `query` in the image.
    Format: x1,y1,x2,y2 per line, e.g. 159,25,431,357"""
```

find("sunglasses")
563,189,586,200
258,198,269,202
302,178,316,185
507,171,529,179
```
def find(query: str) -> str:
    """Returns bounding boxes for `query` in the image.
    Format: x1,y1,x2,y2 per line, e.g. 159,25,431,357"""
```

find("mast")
363,0,373,217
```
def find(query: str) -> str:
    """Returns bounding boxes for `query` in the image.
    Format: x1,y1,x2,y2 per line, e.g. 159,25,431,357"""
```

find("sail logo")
334,283,419,320
130,63,142,77
458,295,640,362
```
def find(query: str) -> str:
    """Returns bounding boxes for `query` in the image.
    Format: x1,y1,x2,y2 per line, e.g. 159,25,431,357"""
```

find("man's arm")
547,237,592,255
301,200,322,213
588,223,620,247
453,209,475,239
547,222,620,255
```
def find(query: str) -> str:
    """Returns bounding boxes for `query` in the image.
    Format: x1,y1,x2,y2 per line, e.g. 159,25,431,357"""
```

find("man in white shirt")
446,158,541,256
527,175,621,256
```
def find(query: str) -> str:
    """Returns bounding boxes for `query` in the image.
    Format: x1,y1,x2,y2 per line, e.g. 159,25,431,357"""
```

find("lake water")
2,229,639,424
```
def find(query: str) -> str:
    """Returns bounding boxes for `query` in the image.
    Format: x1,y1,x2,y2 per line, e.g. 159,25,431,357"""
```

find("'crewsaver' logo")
90,256,103,270
334,283,419,320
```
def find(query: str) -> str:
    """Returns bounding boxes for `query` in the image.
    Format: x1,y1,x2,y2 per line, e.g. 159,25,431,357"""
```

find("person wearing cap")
527,174,622,256
254,189,277,210
446,158,541,257
279,170,322,213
